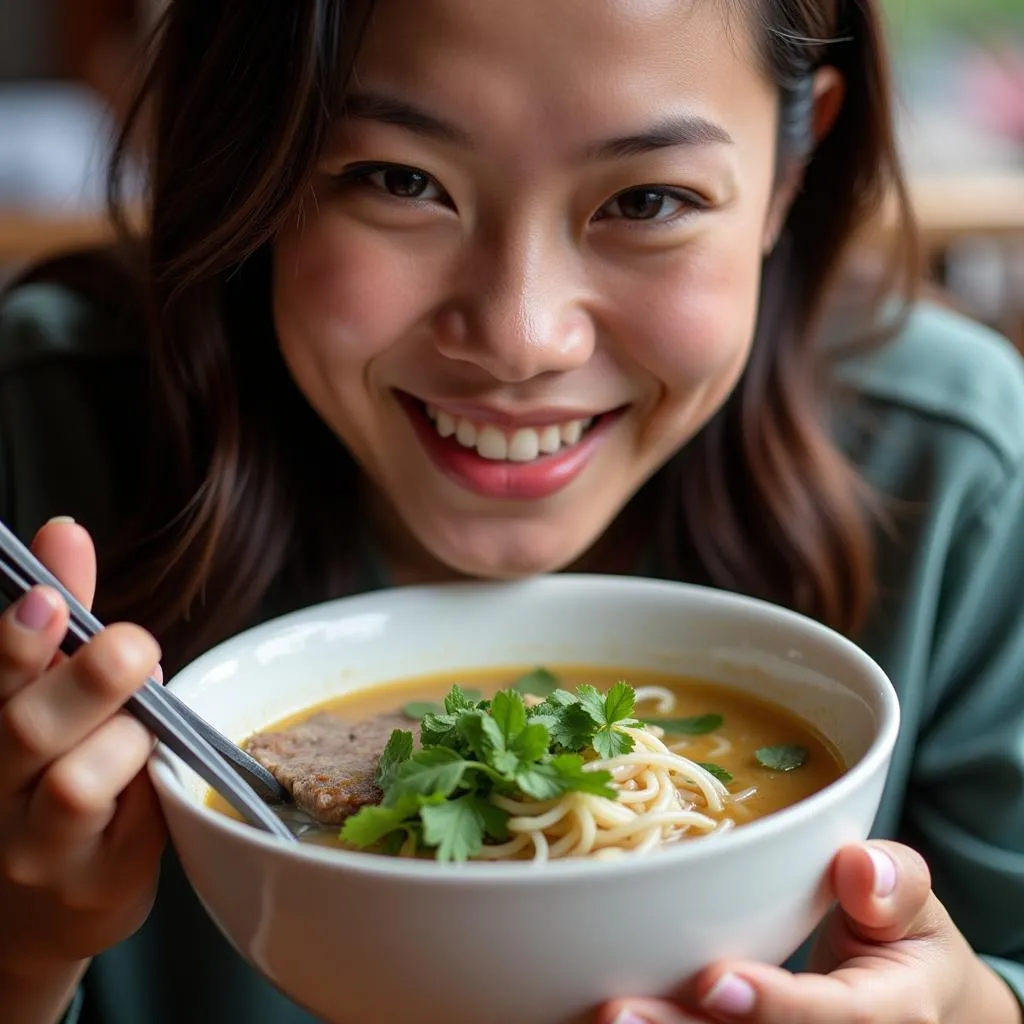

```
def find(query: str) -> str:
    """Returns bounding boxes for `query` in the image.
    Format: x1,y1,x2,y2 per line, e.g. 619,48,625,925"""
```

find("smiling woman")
99,0,914,659
2,1,1024,1024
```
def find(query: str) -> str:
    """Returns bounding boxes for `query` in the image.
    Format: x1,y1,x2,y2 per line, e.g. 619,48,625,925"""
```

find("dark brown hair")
29,0,918,670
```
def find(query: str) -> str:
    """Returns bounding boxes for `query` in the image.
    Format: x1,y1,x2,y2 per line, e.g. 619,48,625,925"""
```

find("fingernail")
702,973,757,1017
15,587,59,631
46,515,76,525
612,1012,649,1024
868,846,897,897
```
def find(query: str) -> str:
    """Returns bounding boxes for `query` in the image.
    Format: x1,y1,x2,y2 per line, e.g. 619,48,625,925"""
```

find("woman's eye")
341,164,448,203
595,187,702,224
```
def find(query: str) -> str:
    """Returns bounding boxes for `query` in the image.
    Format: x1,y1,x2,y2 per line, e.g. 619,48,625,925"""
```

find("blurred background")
1,0,1022,346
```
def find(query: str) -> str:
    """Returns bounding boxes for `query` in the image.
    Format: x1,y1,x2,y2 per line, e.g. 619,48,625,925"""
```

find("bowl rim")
148,574,901,885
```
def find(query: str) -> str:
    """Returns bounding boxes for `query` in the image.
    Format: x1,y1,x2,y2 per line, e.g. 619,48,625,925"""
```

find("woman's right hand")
0,519,166,993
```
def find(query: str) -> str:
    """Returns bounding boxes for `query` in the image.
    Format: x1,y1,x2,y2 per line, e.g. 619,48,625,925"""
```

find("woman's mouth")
424,404,596,463
397,392,622,501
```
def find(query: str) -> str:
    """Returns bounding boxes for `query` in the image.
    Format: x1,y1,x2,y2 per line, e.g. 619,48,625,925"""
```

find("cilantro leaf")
455,711,523,777
511,667,559,698
697,762,734,784
591,726,635,759
419,688,485,743
490,689,527,745
375,729,414,788
756,744,808,772
575,684,606,725
421,794,491,862
532,688,578,710
575,683,637,759
532,703,596,752
341,790,442,848
419,711,462,748
444,684,480,715
514,762,566,799
549,754,617,799
390,747,470,799
340,804,412,848
382,829,410,856
490,748,520,776
457,709,504,765
510,721,550,763
477,799,511,841
603,681,636,725
644,713,723,735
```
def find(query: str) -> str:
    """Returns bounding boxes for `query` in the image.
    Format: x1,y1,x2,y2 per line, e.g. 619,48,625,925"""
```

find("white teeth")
476,426,508,461
436,410,456,438
455,419,477,448
560,420,583,445
538,425,562,454
508,428,540,462
427,404,598,463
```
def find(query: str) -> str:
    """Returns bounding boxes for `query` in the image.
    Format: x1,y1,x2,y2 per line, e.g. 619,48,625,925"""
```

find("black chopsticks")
0,518,296,842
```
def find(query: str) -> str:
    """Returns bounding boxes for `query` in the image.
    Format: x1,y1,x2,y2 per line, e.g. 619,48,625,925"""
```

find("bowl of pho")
149,574,899,1024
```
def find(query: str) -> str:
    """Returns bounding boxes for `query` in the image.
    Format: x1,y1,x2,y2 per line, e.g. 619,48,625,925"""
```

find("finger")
28,713,155,847
2,713,154,887
830,841,935,943
598,999,709,1024
0,624,160,789
89,768,167,912
0,587,69,701
30,518,97,610
57,769,166,955
688,959,934,1024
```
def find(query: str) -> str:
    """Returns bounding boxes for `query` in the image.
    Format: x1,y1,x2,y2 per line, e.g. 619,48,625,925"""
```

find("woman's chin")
416,526,598,584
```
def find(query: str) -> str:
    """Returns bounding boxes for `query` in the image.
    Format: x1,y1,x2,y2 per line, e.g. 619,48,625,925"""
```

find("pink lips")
398,394,622,501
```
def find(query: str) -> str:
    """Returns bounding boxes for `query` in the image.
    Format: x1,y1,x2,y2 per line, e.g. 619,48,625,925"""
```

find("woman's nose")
434,235,596,382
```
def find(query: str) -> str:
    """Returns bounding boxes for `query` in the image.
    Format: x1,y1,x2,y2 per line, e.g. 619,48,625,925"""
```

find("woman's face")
273,0,788,580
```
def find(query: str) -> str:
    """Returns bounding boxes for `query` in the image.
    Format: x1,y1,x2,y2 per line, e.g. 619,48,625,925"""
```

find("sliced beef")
245,711,412,825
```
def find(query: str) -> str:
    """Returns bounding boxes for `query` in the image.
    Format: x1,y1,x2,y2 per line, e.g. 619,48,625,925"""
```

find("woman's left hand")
598,840,1022,1024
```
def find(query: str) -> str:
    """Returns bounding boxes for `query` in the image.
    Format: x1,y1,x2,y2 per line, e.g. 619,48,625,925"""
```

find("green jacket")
2,280,1024,1022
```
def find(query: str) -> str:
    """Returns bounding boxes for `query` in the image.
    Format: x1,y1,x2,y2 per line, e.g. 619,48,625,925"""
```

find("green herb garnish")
755,744,808,772
576,682,641,758
375,729,414,788
511,667,560,698
403,690,480,720
342,680,643,862
697,762,734,784
644,713,723,735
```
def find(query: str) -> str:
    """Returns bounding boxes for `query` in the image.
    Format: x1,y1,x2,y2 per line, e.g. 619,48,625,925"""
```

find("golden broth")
207,666,844,850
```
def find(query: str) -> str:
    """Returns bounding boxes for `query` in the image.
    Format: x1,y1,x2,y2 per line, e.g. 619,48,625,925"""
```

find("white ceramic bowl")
149,575,899,1024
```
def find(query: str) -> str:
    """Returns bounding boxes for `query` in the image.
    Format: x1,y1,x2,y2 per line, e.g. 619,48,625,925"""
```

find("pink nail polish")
15,588,57,631
702,972,757,1016
868,846,897,897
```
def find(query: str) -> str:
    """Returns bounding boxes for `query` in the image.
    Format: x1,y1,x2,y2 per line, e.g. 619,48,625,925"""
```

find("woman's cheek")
618,244,762,388
273,214,444,365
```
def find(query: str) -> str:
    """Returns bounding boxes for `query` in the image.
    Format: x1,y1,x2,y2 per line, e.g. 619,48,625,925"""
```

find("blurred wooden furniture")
0,211,119,267
870,174,1024,250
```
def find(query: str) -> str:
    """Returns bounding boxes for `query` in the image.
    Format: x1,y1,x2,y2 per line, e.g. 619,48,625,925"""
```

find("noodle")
632,685,676,712
467,718,732,862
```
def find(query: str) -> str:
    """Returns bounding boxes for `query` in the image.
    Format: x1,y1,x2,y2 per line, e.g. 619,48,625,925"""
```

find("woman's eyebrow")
340,89,734,158
340,91,472,147
585,116,733,159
